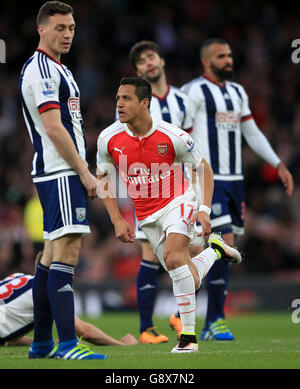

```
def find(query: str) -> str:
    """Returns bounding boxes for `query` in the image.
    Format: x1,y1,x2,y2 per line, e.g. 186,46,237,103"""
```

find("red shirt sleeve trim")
38,103,60,114
241,114,253,122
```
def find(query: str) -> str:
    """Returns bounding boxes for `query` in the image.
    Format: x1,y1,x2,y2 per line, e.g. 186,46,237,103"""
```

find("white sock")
191,247,218,286
168,264,196,334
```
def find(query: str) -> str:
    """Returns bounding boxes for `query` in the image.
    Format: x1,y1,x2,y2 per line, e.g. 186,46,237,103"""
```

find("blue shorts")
196,179,245,235
34,172,90,240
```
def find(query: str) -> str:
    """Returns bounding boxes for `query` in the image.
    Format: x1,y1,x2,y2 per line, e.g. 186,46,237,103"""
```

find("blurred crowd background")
0,0,299,305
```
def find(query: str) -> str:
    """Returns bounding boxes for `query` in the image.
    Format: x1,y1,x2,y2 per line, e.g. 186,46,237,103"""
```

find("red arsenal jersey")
97,116,203,220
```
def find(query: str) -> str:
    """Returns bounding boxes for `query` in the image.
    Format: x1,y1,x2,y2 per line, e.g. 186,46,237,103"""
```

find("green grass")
1,311,300,370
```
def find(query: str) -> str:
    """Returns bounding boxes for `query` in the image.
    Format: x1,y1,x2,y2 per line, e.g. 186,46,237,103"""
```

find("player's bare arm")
5,336,33,347
74,316,138,346
41,108,98,198
97,170,135,243
5,319,138,347
190,158,214,237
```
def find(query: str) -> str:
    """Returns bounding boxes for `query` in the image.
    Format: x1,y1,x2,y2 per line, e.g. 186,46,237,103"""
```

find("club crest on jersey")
212,203,222,216
157,143,169,157
41,80,56,97
76,207,86,222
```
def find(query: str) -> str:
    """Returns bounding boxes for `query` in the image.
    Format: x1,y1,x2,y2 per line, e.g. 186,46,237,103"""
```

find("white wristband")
199,204,211,215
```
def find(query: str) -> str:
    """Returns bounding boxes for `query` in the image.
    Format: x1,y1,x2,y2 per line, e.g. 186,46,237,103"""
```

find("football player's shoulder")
227,79,243,88
227,80,247,96
170,85,192,101
157,118,179,132
170,85,186,97
97,121,125,142
181,76,205,94
22,53,59,84
157,119,187,139
22,55,42,81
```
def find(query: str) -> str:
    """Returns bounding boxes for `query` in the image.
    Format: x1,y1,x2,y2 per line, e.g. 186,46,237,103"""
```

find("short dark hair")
120,77,152,105
129,40,163,70
37,1,73,26
200,38,229,58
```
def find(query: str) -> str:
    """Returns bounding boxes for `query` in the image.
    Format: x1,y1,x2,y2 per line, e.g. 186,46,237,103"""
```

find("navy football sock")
32,263,53,342
204,259,230,330
47,262,77,343
137,259,159,333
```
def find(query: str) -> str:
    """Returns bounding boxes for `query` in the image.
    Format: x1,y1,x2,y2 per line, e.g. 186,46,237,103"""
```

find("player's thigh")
162,198,196,267
163,233,190,270
139,220,167,270
139,239,159,263
164,233,200,287
188,244,204,258
134,209,159,263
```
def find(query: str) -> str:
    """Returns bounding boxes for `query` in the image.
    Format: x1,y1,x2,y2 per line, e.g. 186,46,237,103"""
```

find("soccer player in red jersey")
96,77,243,353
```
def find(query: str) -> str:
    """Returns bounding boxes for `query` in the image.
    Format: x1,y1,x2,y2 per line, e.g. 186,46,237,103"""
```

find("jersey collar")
124,115,157,138
36,48,62,65
203,74,226,88
152,85,170,100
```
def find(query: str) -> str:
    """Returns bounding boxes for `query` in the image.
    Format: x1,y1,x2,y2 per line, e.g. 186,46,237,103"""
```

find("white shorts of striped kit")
34,171,90,240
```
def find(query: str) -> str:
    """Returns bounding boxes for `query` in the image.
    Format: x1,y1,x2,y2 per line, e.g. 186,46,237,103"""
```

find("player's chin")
118,115,127,122
59,45,71,54
61,48,71,54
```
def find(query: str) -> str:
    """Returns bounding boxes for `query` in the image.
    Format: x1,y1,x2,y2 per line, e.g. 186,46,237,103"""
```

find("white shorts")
0,289,34,343
138,191,204,271
135,184,197,241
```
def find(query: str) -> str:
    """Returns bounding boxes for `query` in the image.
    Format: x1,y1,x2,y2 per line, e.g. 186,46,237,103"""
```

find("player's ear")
37,24,46,38
201,56,209,69
142,98,150,110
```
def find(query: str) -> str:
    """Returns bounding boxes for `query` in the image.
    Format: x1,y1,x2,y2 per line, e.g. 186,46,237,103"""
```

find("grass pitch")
0,311,299,370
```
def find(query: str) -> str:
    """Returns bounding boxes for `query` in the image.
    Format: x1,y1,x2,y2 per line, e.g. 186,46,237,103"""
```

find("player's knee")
163,248,185,271
188,244,204,258
52,234,82,264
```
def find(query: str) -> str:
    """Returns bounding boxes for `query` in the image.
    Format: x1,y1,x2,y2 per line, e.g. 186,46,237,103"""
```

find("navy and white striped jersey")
0,273,34,343
150,85,194,132
116,85,194,132
181,75,253,180
0,273,33,304
19,49,87,178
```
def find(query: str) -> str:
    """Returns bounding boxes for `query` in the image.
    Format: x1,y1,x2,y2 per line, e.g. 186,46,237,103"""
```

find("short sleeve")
182,95,195,132
237,85,253,122
97,133,114,174
29,70,61,114
173,130,203,169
